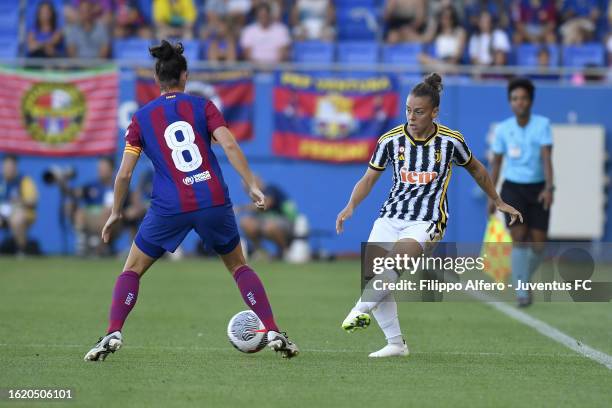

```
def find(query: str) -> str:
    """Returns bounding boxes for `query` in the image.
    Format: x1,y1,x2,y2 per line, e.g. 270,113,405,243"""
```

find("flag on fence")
135,69,254,141
272,71,399,162
481,215,513,283
0,66,118,156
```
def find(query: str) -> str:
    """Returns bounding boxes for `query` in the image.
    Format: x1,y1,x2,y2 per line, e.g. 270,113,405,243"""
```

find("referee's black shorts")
500,180,550,231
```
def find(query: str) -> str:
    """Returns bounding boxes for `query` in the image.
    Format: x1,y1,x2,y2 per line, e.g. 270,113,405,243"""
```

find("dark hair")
149,40,187,89
3,154,17,163
100,156,115,168
437,5,460,34
35,1,57,32
256,2,272,14
507,77,535,101
410,73,443,107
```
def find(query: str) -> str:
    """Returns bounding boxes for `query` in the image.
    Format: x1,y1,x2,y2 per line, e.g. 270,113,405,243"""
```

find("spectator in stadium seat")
511,0,557,44
559,0,602,45
203,18,238,62
153,0,197,40
291,0,335,41
419,5,467,66
27,1,64,58
529,46,561,81
65,0,111,58
464,0,510,33
113,0,152,39
206,0,252,38
0,155,38,256
64,0,113,26
237,176,298,260
469,11,511,66
240,2,290,64
383,0,428,43
71,157,117,256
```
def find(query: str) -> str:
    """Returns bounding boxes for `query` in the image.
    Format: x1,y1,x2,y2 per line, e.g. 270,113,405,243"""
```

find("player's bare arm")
465,157,523,225
101,152,139,243
539,145,554,210
487,153,503,214
213,125,265,210
336,168,383,234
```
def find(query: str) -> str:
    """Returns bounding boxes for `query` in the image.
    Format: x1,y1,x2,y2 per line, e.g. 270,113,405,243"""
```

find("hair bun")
149,40,184,61
424,73,443,93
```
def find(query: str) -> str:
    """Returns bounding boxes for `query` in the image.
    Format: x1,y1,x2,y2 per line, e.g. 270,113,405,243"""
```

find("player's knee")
261,221,280,237
240,216,258,236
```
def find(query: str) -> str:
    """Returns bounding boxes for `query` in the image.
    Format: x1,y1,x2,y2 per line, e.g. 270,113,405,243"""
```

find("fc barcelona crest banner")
135,69,254,141
272,71,398,162
0,66,118,156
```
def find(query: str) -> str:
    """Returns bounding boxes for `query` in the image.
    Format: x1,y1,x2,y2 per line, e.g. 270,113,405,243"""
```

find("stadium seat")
516,44,560,67
381,43,422,66
334,0,377,8
181,40,201,61
337,41,379,64
113,39,154,61
336,9,378,41
138,0,153,24
0,39,18,59
562,44,606,67
292,41,335,63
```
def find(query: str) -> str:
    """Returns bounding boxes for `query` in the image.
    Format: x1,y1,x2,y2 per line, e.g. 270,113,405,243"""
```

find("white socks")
372,293,403,345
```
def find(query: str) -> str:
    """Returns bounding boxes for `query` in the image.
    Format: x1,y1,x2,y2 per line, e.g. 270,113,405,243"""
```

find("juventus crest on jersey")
369,122,473,233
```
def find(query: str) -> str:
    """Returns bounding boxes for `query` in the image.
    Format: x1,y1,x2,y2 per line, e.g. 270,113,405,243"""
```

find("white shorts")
367,218,443,251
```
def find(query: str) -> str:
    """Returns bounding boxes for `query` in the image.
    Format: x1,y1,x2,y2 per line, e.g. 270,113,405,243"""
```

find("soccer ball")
227,310,268,353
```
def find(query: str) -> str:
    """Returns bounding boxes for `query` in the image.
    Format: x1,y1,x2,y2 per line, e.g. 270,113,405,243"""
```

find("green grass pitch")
1,258,611,407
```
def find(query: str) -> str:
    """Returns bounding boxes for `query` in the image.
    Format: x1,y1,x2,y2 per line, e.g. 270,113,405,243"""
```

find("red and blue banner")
272,72,399,162
0,66,118,156
135,69,253,141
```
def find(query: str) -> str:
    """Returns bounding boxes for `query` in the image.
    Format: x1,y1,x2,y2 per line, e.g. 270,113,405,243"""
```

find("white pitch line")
477,294,612,370
0,343,584,359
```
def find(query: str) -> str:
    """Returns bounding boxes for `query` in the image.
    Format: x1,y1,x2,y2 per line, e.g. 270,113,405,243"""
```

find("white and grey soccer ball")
227,310,267,353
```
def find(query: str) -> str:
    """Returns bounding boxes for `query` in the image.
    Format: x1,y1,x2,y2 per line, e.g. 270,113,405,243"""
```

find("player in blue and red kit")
84,40,299,360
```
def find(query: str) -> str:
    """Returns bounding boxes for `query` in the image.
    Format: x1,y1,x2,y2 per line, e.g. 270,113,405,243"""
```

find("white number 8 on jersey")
163,121,203,172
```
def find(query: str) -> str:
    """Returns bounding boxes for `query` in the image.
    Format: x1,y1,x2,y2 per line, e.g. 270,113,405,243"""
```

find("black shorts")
500,180,550,231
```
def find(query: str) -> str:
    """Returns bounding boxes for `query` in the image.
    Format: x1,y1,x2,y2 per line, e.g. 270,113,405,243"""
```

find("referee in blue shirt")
489,78,554,307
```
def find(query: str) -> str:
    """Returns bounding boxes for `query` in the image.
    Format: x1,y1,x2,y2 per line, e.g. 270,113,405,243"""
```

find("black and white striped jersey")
368,122,473,232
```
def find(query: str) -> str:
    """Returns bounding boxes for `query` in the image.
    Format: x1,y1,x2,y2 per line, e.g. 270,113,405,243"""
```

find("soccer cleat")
83,331,123,361
368,341,410,358
267,331,299,359
342,310,371,333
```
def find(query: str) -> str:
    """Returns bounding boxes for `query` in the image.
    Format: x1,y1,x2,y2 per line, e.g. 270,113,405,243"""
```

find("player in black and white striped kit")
336,73,523,357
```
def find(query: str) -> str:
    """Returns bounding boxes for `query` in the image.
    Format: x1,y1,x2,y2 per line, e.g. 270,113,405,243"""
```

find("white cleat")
267,331,299,359
84,331,123,361
368,341,409,358
342,310,371,333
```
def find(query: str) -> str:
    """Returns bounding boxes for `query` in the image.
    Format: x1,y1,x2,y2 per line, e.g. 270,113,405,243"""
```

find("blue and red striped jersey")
124,92,230,215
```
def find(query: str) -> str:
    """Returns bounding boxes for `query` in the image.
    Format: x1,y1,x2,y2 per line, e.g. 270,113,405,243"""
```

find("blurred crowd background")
0,0,609,76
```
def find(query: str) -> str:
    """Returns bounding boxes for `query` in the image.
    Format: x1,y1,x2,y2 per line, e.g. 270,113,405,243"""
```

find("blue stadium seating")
336,9,378,41
381,43,422,66
337,41,379,64
181,40,201,61
562,43,606,67
292,41,335,63
516,44,560,67
0,38,18,59
113,39,154,60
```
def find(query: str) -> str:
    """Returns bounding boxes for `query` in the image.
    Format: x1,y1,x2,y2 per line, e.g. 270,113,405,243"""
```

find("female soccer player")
336,73,522,358
84,41,298,361
489,78,554,307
